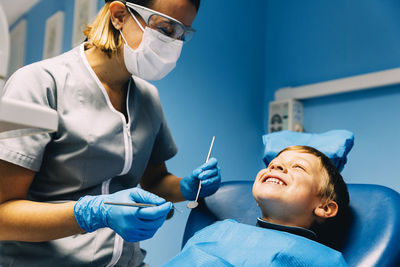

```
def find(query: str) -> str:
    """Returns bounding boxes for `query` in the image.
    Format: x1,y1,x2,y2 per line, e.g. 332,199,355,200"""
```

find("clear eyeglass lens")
183,30,194,42
148,14,189,42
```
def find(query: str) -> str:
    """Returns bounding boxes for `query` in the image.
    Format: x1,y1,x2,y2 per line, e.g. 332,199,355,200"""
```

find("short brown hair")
277,145,350,216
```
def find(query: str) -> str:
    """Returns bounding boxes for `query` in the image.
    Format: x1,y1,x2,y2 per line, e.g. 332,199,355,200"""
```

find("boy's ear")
314,200,338,220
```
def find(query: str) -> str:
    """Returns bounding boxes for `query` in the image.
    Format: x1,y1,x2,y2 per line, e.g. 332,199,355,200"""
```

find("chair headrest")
262,130,354,172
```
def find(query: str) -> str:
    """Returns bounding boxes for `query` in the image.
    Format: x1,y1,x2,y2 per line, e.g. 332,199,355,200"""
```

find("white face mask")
120,12,183,81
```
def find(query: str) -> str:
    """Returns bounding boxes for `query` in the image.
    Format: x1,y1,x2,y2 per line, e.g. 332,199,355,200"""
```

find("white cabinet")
0,3,58,138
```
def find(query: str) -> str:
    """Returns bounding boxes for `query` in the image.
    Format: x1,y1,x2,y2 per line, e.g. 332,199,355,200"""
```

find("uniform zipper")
119,79,133,176
102,178,124,267
120,122,133,176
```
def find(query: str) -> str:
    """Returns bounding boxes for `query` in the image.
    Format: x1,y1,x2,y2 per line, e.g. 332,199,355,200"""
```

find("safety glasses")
125,2,196,42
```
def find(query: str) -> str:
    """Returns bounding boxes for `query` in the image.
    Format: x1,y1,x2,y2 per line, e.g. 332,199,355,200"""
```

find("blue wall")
264,0,400,192
14,0,266,266
141,0,267,265
11,0,73,64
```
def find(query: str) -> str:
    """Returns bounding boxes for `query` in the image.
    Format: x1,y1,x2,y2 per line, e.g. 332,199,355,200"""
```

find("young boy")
163,146,350,266
253,145,349,238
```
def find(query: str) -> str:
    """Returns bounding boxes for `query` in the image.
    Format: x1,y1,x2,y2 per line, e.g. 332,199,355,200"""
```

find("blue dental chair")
182,181,400,267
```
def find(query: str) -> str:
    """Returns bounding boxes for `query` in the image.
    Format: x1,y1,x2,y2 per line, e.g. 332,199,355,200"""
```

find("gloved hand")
73,188,172,242
180,157,221,200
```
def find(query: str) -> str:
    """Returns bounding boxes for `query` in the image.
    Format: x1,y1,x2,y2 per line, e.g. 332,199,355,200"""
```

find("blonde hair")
83,3,122,57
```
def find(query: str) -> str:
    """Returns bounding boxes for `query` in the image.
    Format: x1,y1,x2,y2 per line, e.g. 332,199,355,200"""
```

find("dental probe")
187,136,215,209
104,202,182,213
104,202,157,207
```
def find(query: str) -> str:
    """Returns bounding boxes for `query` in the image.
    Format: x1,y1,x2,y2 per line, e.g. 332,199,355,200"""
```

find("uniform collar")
256,217,317,241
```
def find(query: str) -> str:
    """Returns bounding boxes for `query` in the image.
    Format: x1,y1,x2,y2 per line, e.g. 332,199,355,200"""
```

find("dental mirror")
187,136,215,209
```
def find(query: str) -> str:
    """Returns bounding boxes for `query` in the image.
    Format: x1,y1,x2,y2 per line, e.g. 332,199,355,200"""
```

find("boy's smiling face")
252,150,328,228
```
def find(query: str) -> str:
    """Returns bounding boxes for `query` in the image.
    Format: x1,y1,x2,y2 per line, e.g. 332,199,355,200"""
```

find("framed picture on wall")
43,11,65,60
8,19,26,78
72,0,98,47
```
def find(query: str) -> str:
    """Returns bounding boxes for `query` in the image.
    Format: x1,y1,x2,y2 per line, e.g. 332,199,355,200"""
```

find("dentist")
0,0,220,266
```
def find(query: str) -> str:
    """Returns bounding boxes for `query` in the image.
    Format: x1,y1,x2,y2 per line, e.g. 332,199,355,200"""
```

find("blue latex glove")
180,157,221,200
74,188,172,242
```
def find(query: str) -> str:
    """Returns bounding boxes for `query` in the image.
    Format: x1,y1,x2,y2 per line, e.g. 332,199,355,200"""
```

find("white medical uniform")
0,43,177,267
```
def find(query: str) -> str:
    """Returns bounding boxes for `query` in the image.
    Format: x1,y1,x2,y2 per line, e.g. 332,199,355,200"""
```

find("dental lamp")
0,3,57,139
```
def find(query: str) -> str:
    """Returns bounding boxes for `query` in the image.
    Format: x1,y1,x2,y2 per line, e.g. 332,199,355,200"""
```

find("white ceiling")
0,0,40,26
